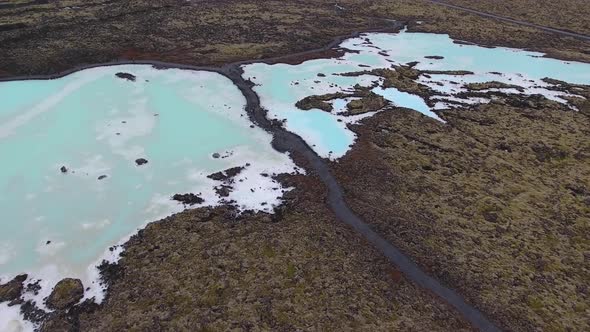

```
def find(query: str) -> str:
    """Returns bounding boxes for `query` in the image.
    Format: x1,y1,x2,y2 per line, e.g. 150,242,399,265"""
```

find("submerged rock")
172,193,204,206
46,278,84,310
135,158,149,166
0,274,27,302
115,72,136,82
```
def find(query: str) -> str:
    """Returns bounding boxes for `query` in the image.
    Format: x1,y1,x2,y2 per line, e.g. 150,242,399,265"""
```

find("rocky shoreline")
1,1,589,330
3,173,473,331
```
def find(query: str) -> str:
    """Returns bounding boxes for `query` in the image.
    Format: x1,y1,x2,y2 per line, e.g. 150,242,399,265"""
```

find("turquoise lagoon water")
0,65,295,308
243,30,590,159
343,32,590,84
372,86,438,120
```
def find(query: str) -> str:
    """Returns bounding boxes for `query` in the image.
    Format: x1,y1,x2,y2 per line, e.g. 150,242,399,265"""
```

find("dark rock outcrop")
172,193,204,206
345,92,388,115
115,72,136,82
0,274,27,302
465,81,525,92
46,278,84,310
135,158,149,166
207,166,245,182
214,185,232,197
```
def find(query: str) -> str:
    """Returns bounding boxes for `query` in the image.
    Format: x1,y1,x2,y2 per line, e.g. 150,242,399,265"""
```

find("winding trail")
0,26,500,332
429,0,590,41
223,66,501,332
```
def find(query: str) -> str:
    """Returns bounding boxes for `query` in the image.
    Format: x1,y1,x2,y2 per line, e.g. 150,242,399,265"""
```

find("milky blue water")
346,32,590,84
243,30,590,159
372,86,439,120
0,65,295,305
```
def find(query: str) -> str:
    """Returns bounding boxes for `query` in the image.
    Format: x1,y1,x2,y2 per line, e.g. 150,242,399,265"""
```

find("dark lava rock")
504,94,556,109
60,166,68,173
135,158,149,166
172,193,204,206
98,175,108,180
0,274,27,302
46,278,84,310
425,55,444,60
207,166,245,182
115,72,136,82
215,185,232,197
226,166,245,178
26,280,41,295
317,73,326,77
208,171,226,181
21,299,48,325
212,153,221,159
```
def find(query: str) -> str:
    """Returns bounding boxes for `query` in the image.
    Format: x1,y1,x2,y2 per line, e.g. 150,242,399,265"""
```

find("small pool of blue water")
243,30,590,159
